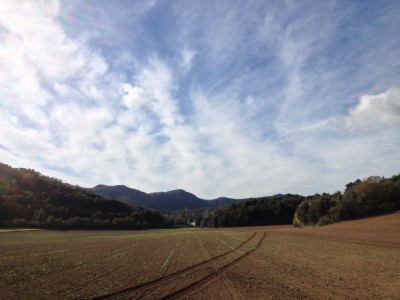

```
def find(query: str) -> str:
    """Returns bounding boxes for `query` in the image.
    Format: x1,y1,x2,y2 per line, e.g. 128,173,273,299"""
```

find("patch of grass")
0,228,42,233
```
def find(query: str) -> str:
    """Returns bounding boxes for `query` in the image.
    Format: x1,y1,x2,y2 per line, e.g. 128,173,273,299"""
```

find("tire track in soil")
155,236,183,278
221,276,244,300
160,232,266,300
92,232,257,300
199,237,231,298
199,237,244,300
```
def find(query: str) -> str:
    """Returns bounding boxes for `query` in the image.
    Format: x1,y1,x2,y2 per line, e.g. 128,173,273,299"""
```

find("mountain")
0,162,167,229
91,185,237,211
91,184,155,208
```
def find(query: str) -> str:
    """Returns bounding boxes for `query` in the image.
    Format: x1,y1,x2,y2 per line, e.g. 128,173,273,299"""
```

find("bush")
317,216,331,226
292,212,302,227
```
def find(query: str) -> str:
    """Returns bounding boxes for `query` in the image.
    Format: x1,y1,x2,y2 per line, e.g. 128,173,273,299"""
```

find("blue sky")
0,0,399,198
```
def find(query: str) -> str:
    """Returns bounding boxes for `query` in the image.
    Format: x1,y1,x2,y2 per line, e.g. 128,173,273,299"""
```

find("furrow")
160,232,266,300
92,232,257,300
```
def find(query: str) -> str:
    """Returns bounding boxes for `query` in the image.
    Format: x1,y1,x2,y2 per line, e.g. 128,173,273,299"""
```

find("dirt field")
1,212,399,299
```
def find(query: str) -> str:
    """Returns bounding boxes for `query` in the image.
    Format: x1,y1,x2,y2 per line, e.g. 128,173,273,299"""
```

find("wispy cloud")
1,1,399,198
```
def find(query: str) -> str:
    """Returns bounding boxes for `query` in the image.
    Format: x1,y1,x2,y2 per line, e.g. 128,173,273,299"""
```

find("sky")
0,0,399,199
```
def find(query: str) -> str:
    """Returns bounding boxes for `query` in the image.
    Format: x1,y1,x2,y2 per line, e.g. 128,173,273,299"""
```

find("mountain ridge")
91,184,238,211
0,162,167,229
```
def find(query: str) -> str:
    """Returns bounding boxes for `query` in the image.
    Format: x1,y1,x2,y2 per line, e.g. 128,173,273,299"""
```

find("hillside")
2,161,399,230
293,174,400,227
91,184,155,208
163,194,305,227
163,174,400,228
0,163,167,229
91,185,237,211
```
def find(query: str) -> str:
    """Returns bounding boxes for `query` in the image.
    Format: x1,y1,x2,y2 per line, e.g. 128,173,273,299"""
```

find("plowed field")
1,212,399,299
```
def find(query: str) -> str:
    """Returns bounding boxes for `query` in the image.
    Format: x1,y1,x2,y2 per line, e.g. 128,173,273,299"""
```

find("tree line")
164,174,400,228
294,174,400,226
1,162,399,229
163,194,304,227
0,163,167,229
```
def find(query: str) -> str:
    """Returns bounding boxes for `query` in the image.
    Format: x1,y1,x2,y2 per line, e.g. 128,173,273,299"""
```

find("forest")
164,174,400,228
0,162,167,229
294,174,400,226
1,162,399,229
164,194,304,227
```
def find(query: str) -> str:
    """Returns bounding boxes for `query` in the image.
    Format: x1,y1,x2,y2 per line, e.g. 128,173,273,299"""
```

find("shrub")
317,216,331,226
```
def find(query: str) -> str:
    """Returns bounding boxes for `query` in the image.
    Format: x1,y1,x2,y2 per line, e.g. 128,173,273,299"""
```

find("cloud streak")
0,0,399,198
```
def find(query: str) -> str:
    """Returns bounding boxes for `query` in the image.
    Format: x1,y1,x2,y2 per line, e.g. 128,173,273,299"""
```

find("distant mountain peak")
93,184,106,188
91,185,237,211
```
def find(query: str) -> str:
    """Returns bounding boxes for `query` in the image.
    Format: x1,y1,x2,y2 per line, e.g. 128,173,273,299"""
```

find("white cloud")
276,87,400,194
0,1,99,81
0,1,116,182
184,87,312,197
120,84,154,110
0,0,109,125
180,47,196,73
134,56,182,127
345,87,400,130
1,1,399,200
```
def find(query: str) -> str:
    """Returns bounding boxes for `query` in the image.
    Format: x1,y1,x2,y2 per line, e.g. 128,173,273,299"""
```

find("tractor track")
160,232,266,300
92,232,258,300
199,236,244,300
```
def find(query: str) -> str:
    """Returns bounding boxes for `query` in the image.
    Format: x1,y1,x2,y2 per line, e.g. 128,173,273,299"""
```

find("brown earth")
189,212,400,300
0,212,399,299
238,211,400,247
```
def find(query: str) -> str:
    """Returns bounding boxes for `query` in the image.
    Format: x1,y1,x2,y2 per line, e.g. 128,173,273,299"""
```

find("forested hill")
2,161,399,230
293,174,400,227
91,185,237,211
0,163,167,229
165,174,400,228
163,194,305,227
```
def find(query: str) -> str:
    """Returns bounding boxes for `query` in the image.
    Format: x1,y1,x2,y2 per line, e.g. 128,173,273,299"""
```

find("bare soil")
190,212,400,300
1,212,399,299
